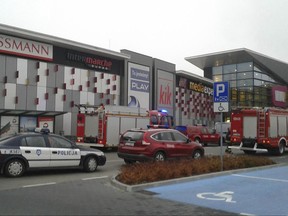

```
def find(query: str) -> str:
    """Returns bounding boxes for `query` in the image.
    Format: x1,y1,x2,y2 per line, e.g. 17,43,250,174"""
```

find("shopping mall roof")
185,48,288,84
176,70,213,86
0,24,130,60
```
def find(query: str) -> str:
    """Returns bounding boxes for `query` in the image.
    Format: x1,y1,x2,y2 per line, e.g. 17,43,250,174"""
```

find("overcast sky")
1,0,288,76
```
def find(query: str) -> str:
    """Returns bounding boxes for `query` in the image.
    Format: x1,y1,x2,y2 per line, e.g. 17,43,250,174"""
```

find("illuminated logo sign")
0,34,53,61
159,83,172,105
189,82,213,96
67,52,112,71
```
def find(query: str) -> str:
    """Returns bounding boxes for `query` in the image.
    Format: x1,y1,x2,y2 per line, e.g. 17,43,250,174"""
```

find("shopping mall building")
185,49,288,121
0,24,287,137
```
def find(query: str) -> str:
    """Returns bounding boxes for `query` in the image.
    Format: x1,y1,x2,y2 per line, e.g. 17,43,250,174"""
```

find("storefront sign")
127,63,150,109
0,34,53,61
272,86,287,108
67,52,112,71
157,70,174,113
189,81,213,96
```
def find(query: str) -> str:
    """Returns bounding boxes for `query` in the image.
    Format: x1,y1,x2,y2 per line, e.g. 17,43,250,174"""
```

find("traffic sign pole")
213,81,230,172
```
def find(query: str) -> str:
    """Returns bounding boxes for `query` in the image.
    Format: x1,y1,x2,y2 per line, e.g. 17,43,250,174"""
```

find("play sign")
213,81,229,112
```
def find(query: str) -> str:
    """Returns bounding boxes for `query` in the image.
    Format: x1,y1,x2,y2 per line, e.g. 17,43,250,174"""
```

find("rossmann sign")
0,34,53,61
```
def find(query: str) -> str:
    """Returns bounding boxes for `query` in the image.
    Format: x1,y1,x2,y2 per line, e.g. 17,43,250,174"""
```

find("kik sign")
159,84,172,105
158,70,174,112
213,81,229,112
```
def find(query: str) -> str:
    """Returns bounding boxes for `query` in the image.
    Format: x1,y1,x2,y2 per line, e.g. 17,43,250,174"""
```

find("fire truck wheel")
154,151,166,161
83,156,98,172
277,142,285,155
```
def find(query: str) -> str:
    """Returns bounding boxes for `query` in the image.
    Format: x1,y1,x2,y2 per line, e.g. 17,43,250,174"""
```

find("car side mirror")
187,138,191,143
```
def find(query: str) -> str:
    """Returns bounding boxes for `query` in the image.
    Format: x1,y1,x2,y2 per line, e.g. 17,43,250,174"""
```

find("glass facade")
212,62,284,108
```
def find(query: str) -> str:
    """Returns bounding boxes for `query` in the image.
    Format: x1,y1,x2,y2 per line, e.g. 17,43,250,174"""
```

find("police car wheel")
83,156,98,172
5,159,25,177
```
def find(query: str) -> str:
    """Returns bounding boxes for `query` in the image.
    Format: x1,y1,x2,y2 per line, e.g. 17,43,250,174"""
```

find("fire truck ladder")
257,110,266,138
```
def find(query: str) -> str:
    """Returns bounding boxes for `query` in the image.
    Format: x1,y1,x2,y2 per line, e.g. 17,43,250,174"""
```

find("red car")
117,128,204,164
176,125,222,146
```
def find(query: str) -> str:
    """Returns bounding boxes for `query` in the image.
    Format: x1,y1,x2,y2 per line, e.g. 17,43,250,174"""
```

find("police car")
0,128,106,177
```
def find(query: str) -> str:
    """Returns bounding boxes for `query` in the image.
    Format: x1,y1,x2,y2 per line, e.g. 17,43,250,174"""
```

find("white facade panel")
80,91,88,105
64,67,73,90
36,86,46,111
37,62,47,87
4,83,16,109
87,92,94,105
16,58,28,85
73,68,81,90
80,69,88,92
55,89,64,111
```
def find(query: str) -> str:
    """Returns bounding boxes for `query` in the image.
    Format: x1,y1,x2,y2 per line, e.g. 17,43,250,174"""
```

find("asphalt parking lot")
144,165,288,215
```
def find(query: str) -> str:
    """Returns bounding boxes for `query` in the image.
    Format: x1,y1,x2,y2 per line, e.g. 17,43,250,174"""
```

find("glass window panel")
254,65,262,72
229,81,236,88
231,89,237,100
237,62,253,72
212,66,222,75
25,136,46,147
213,75,222,82
223,73,236,81
254,79,264,86
237,79,253,88
254,72,262,80
238,90,246,101
48,136,73,148
237,72,253,79
262,74,270,81
223,64,236,74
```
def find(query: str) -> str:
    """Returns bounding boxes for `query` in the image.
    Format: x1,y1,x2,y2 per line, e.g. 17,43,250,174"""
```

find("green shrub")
116,155,275,185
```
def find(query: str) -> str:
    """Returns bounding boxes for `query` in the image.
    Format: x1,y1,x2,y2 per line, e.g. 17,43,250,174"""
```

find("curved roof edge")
176,70,213,86
0,23,130,60
185,48,288,84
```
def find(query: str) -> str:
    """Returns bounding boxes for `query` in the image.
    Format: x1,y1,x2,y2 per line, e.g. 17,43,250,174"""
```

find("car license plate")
125,141,134,146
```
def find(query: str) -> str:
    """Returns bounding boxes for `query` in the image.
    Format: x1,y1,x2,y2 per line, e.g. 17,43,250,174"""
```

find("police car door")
20,135,51,168
48,136,81,167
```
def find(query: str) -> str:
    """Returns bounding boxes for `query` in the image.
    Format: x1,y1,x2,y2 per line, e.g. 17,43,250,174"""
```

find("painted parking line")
145,166,288,215
23,182,56,188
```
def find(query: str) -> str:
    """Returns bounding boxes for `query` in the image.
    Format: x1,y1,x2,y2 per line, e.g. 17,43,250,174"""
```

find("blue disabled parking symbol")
213,82,229,112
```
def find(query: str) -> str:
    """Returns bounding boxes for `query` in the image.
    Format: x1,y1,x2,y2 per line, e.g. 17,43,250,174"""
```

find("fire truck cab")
229,107,288,155
148,109,174,129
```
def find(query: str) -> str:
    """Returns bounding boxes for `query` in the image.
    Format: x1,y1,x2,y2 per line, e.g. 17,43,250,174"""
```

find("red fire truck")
229,107,288,155
148,109,174,129
76,105,173,148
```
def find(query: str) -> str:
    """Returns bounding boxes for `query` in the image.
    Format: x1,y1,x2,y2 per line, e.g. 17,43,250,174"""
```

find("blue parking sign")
213,82,229,102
